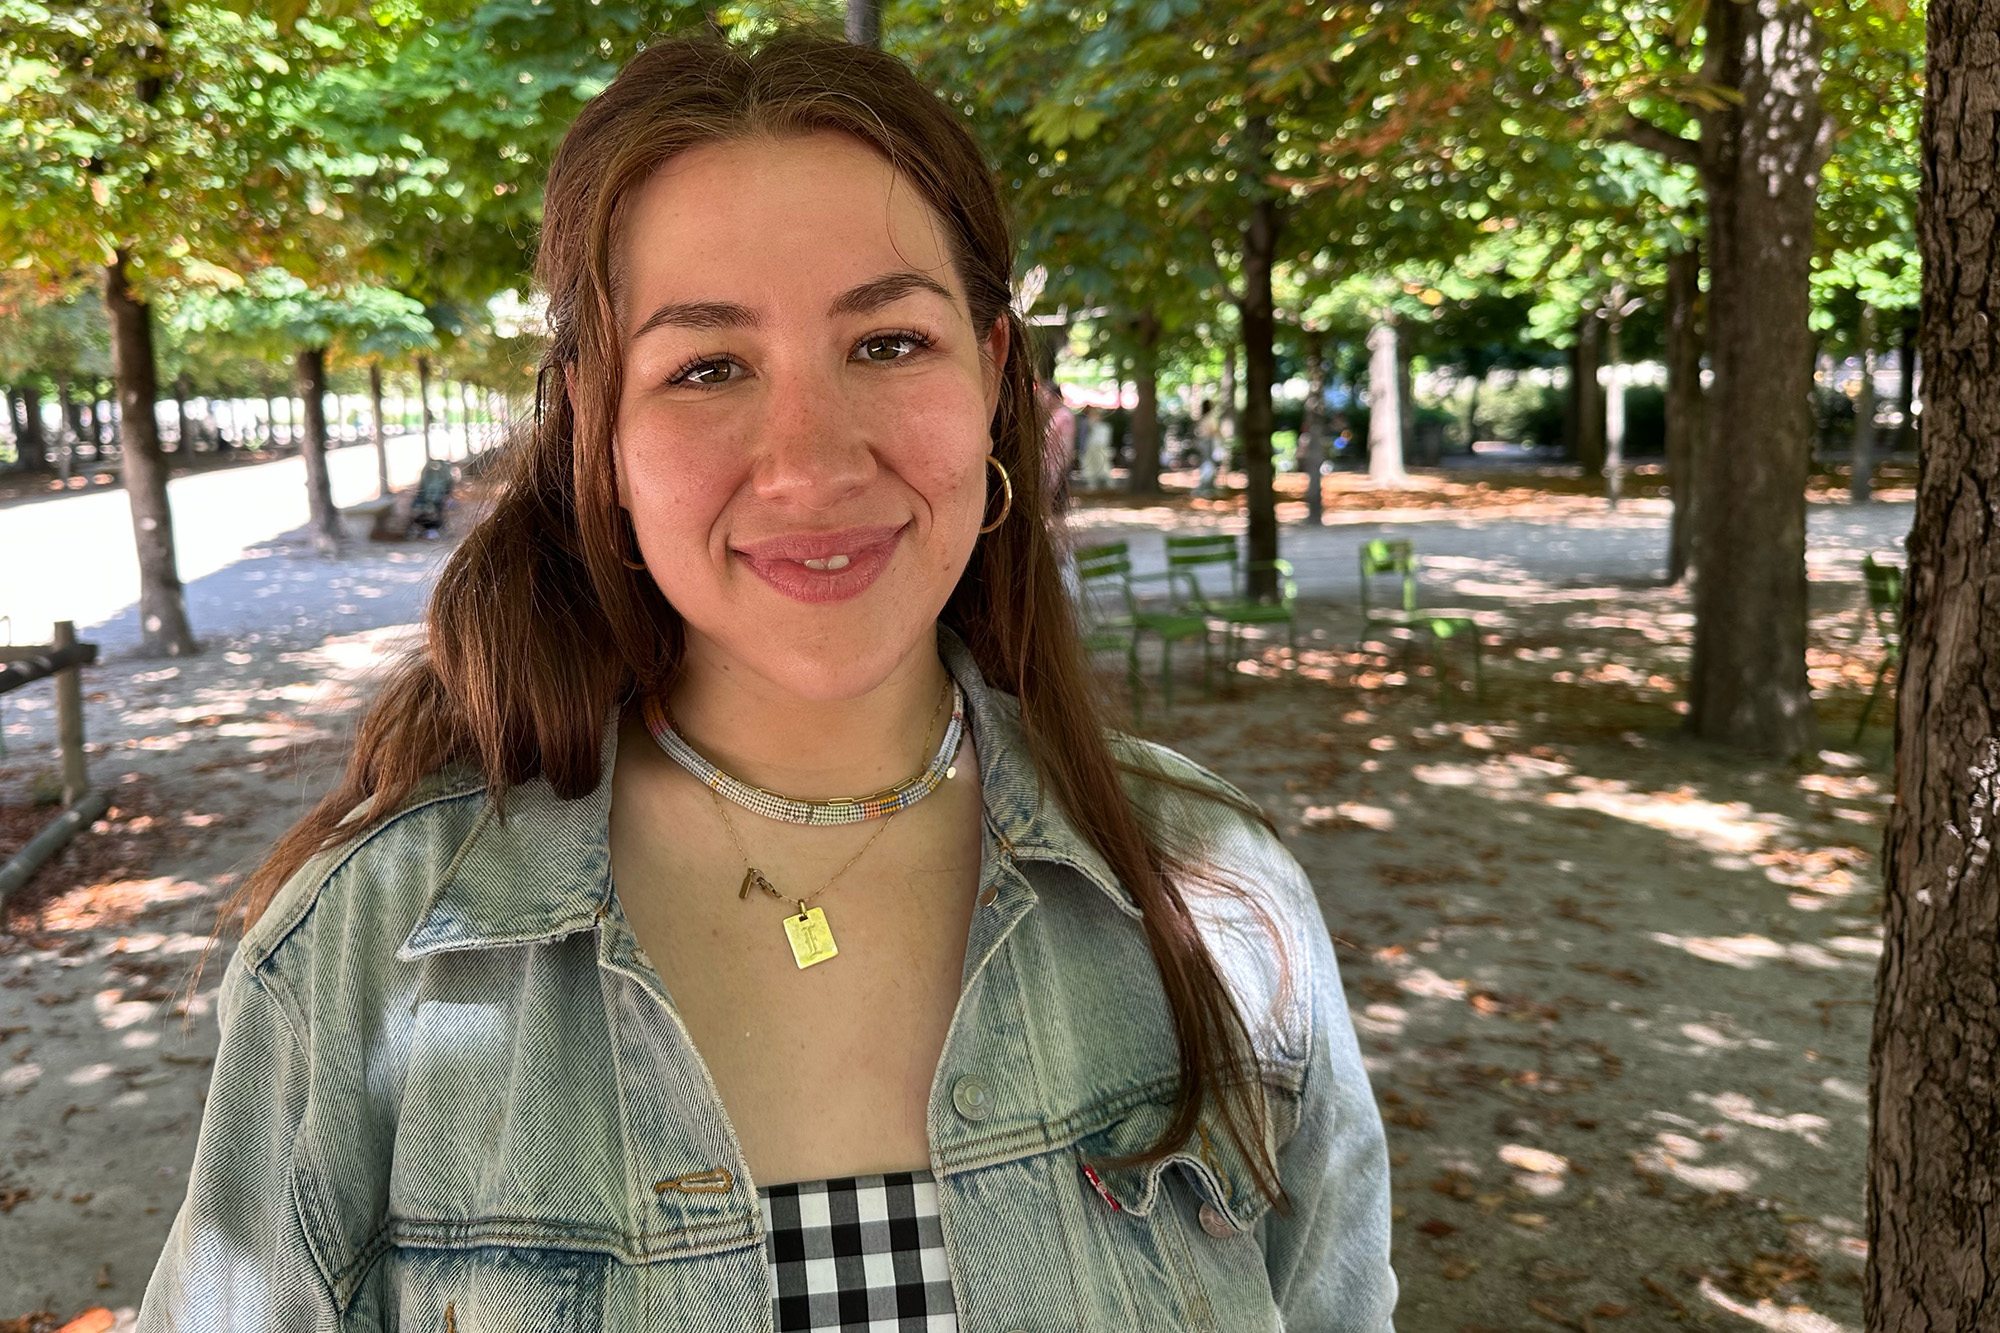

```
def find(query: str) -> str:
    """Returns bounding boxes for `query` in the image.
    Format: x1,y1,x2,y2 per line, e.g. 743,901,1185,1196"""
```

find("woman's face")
607,130,1008,701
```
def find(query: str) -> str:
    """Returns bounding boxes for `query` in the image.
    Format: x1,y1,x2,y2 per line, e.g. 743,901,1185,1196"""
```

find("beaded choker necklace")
640,681,965,826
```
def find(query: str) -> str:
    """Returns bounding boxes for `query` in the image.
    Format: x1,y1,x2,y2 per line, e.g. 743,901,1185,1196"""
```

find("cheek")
617,423,742,561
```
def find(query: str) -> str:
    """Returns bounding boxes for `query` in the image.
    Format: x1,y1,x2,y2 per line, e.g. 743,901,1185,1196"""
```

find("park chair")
1851,552,1904,743
1073,540,1212,722
1162,534,1299,668
1357,538,1484,701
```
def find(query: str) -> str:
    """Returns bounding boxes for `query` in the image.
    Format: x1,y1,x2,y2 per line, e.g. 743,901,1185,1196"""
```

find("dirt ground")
0,474,1897,1332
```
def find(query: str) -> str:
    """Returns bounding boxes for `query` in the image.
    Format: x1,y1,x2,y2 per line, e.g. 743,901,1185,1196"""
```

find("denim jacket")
137,629,1397,1332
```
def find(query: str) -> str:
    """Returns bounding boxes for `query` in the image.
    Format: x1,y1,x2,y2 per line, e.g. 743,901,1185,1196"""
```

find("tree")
173,269,431,551
0,1,391,654
1866,0,2000,1322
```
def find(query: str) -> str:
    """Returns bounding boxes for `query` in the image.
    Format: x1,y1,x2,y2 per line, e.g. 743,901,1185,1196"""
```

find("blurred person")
1192,396,1222,497
138,33,1395,1333
1036,376,1075,513
1079,403,1115,491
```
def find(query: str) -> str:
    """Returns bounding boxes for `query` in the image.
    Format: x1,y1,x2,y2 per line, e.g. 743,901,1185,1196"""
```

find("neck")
664,632,953,802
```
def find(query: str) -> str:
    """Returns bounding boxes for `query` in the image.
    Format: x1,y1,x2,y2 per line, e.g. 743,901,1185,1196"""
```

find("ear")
980,314,1011,424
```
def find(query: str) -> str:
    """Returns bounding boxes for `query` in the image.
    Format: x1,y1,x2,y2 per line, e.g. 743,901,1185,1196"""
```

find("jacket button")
977,883,999,907
1198,1202,1236,1237
951,1075,994,1122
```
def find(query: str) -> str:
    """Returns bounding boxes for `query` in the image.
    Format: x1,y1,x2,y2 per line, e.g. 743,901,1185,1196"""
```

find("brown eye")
680,359,741,386
854,333,927,363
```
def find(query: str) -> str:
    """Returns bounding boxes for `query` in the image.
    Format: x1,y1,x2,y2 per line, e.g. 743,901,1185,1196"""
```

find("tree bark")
1128,310,1162,497
1686,0,1826,759
1573,310,1606,475
1239,141,1282,599
1851,304,1879,503
370,361,390,499
1367,321,1408,486
103,252,197,656
13,385,49,471
1866,1,2000,1321
1604,311,1626,509
417,355,435,460
1304,332,1328,525
295,347,342,555
1665,245,1705,584
1397,335,1421,465
845,0,879,46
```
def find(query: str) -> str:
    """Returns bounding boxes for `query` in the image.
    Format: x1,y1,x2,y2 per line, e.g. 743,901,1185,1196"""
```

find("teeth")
802,554,852,571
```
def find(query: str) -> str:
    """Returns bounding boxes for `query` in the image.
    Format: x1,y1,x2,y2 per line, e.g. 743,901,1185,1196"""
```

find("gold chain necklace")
709,681,953,970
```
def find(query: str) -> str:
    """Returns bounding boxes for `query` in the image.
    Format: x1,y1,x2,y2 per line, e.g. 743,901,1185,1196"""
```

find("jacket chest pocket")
385,1243,607,1333
1070,1095,1288,1332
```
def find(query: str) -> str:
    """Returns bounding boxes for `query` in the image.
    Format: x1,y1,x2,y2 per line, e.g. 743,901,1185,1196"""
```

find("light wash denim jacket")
138,630,1396,1332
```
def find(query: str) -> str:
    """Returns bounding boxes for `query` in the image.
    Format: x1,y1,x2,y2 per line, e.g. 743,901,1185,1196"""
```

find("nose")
749,360,877,510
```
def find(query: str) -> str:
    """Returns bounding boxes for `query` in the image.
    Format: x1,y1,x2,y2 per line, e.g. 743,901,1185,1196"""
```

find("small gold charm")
740,868,776,900
783,906,838,969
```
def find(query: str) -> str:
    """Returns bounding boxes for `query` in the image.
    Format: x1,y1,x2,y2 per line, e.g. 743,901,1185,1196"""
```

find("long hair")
229,31,1285,1210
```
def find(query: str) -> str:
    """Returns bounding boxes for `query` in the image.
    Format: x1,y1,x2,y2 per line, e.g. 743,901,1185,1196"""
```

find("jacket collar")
397,626,1136,961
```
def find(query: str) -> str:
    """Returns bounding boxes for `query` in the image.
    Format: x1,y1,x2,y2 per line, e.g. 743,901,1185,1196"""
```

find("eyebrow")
629,270,958,342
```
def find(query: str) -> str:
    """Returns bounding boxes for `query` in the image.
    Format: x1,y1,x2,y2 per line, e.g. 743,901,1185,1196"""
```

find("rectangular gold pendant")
783,907,838,969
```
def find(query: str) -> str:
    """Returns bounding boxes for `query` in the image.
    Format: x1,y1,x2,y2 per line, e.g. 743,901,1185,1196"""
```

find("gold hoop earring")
978,454,1014,535
618,513,648,571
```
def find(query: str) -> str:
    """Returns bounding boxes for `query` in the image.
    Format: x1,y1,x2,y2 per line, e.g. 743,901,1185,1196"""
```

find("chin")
710,619,937,703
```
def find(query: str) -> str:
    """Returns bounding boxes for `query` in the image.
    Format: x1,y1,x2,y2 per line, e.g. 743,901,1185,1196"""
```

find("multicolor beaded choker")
640,681,966,826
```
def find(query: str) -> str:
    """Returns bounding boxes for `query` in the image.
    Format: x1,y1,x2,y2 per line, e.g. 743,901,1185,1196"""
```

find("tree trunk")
1304,333,1328,525
1894,321,1917,454
1851,303,1879,503
1866,0,2000,1320
417,355,435,461
1462,376,1482,450
1397,337,1419,465
1687,0,1826,759
1367,321,1408,486
1665,245,1705,584
103,252,197,657
14,385,49,471
1128,310,1162,497
370,361,390,499
1573,310,1606,475
1219,343,1237,454
171,377,189,453
1604,300,1626,508
845,0,880,46
1239,144,1281,599
295,347,342,555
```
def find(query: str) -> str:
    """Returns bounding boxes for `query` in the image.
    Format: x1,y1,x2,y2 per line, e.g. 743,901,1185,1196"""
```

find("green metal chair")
1357,538,1484,700
1851,552,1904,743
1073,540,1212,721
1161,534,1299,668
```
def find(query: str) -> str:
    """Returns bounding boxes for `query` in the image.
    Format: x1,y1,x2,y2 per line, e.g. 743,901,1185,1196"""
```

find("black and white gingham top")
759,1170,959,1332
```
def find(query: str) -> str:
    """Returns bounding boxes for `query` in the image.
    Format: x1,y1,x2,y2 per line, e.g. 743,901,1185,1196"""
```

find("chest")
609,774,984,1187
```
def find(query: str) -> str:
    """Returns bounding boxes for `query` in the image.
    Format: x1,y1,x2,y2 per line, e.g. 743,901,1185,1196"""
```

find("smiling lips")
732,523,906,604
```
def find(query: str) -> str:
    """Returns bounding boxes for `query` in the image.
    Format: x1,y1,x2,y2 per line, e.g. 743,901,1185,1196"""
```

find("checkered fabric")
760,1170,959,1332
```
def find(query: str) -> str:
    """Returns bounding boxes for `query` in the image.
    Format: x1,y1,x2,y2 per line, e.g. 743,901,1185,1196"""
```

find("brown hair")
227,31,1285,1209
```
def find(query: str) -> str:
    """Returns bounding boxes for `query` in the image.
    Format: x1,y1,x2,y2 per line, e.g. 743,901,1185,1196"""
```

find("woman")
138,33,1395,1333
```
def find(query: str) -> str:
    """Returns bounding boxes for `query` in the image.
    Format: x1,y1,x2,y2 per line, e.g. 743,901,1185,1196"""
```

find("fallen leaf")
1591,1303,1631,1319
1510,1212,1550,1228
56,1311,114,1333
1440,1255,1477,1280
1419,1217,1458,1238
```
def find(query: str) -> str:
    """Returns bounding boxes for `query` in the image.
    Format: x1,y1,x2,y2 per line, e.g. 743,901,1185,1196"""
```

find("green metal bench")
1161,533,1298,669
1073,540,1212,722
1851,552,1903,743
1357,537,1484,700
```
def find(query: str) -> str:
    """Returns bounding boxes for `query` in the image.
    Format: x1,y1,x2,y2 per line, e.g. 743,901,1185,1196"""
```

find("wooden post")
53,621,87,806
